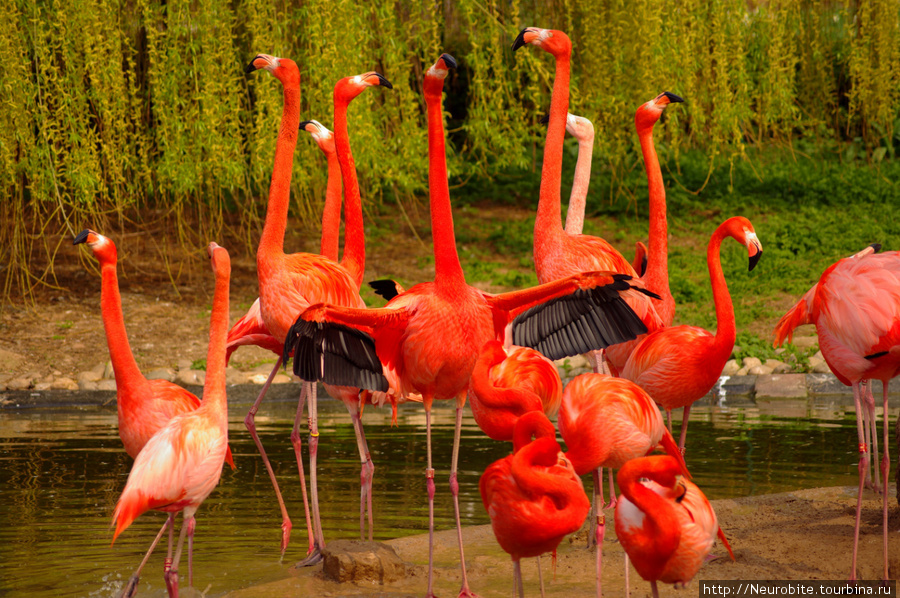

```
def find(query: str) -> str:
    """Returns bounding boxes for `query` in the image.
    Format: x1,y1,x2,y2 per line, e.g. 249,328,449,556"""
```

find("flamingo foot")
704,553,723,563
605,497,618,509
164,568,179,598
458,585,480,598
280,519,292,556
294,546,323,568
118,574,140,598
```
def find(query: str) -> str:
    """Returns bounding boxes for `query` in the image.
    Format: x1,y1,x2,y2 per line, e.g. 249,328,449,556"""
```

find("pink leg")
606,468,617,509
165,511,175,573
880,382,890,581
850,381,866,581
425,407,437,598
293,383,322,567
665,409,673,437
120,515,173,598
594,479,605,598
355,413,375,541
451,406,477,598
513,560,524,598
678,404,692,454
864,381,882,492
307,382,326,551
624,552,630,598
164,514,193,598
243,357,294,554
588,469,603,548
651,580,659,598
537,555,545,598
186,517,195,589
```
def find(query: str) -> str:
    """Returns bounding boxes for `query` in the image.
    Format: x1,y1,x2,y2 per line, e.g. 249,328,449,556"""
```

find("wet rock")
146,368,176,382
807,373,847,395
720,375,757,398
755,374,807,399
177,369,205,386
51,377,79,391
97,380,118,391
321,539,407,583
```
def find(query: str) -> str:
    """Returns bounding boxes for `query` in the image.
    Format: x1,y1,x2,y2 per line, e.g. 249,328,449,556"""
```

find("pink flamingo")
615,456,727,598
241,54,391,560
468,340,563,442
111,242,232,598
285,54,657,598
622,217,763,452
480,411,590,598
803,249,900,580
557,373,687,598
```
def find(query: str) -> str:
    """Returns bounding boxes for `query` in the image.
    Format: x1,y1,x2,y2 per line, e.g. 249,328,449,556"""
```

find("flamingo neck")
564,136,593,235
99,260,144,396
639,125,673,322
707,228,736,355
258,83,300,259
425,77,465,289
319,150,342,262
334,96,365,285
534,52,570,259
617,465,681,578
203,265,230,422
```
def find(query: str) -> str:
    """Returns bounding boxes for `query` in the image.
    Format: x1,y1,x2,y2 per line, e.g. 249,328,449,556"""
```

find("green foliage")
191,358,207,371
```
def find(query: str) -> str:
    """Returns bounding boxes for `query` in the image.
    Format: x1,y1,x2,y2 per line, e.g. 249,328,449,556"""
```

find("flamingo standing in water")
74,229,234,587
111,242,233,598
622,217,763,453
468,340,563,442
480,411,590,598
615,456,724,598
285,53,657,598
239,54,391,560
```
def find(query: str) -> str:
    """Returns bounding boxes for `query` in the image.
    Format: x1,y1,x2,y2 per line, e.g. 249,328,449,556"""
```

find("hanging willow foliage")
1,0,898,300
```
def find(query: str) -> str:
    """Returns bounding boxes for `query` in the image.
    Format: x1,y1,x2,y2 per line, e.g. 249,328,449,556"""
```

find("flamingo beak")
748,244,762,271
439,53,457,70
73,229,91,245
663,91,684,104
373,73,393,89
245,55,263,74
512,27,534,51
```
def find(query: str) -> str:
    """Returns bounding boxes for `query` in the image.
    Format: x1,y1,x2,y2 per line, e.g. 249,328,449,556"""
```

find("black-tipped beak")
512,27,529,51
245,56,261,74
440,53,457,70
749,249,762,271
374,73,393,89
299,120,314,131
663,91,684,104
73,229,90,245
539,113,550,125
871,243,882,253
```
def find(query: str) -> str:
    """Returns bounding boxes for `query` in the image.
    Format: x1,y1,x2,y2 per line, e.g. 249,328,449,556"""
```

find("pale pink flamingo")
285,54,657,598
622,217,763,452
480,411,590,598
111,242,232,598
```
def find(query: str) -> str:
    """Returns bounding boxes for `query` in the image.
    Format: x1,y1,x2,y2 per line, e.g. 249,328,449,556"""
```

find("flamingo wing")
226,298,282,361
773,284,816,347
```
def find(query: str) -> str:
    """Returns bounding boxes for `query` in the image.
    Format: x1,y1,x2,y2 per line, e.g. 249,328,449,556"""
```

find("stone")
272,374,292,385
813,361,832,374
808,355,825,369
772,362,793,374
748,365,773,375
6,377,32,390
736,366,749,376
250,373,270,385
790,336,818,350
51,377,79,391
720,375,757,399
742,357,762,369
146,368,176,382
561,354,589,370
176,359,194,372
252,362,278,373
98,379,118,391
765,359,785,371
103,360,114,379
78,380,99,391
754,374,807,399
77,370,102,384
0,348,26,372
90,362,107,377
320,539,407,584
177,369,205,386
807,373,851,395
226,368,251,385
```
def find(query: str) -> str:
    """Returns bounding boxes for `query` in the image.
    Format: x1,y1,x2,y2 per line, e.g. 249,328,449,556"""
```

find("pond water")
0,391,892,597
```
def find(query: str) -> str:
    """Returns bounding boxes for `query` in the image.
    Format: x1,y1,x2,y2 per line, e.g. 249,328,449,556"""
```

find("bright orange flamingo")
74,229,234,581
513,28,662,375
480,411,590,598
557,373,686,598
799,249,900,580
239,54,391,561
615,455,725,598
285,54,657,598
111,242,232,598
468,340,562,442
773,244,882,491
622,216,762,452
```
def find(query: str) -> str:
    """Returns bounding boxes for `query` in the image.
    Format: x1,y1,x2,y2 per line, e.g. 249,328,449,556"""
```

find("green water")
0,396,887,597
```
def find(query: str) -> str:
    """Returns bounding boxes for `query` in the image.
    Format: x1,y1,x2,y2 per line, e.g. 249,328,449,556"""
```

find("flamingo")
513,28,663,375
239,54,391,560
773,244,882,491
284,53,657,598
615,455,724,598
622,216,763,452
480,411,590,598
468,340,563,442
557,373,687,598
73,229,234,586
111,242,232,598
799,249,900,580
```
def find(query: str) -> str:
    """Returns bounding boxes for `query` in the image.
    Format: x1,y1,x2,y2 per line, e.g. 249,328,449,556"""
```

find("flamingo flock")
69,23,899,598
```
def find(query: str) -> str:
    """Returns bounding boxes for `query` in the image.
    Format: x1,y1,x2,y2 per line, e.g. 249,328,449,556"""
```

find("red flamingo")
480,411,590,598
74,229,234,581
513,28,662,375
468,340,562,442
111,242,233,598
239,54,391,560
557,373,686,598
615,455,724,598
622,216,763,452
285,54,657,598
799,249,900,580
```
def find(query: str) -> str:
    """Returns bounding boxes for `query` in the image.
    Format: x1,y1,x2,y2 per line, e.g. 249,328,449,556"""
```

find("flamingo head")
565,113,594,143
299,120,336,156
635,91,683,132
245,54,300,87
512,27,571,58
335,72,393,104
206,242,231,278
722,216,763,271
73,229,116,264
424,54,457,98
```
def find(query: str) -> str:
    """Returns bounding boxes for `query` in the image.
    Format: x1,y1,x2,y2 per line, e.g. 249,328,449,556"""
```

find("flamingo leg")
880,382,890,581
606,468,617,509
119,515,172,598
513,559,524,598
243,357,295,554
665,409,673,436
587,470,602,548
651,580,659,598
292,383,320,567
865,381,882,492
425,406,437,598
677,404,692,454
304,381,327,559
350,408,374,541
451,406,477,598
357,416,375,541
850,381,866,581
165,512,174,573
164,514,193,598
186,517,195,589
595,481,605,598
537,555,545,598
624,552,630,598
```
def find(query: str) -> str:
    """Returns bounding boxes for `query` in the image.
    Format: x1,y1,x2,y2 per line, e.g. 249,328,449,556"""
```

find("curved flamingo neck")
203,261,230,421
258,83,300,259
424,75,465,289
99,260,145,395
618,463,681,577
534,51,571,260
319,150,342,262
639,124,673,322
707,227,736,355
564,135,593,235
512,411,556,452
333,94,365,286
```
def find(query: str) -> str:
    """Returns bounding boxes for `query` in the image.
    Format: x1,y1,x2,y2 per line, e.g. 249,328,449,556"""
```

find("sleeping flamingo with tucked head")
111,242,233,598
622,216,763,453
480,411,590,598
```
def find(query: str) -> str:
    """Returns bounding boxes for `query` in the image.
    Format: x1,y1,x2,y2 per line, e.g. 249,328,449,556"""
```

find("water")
0,394,891,597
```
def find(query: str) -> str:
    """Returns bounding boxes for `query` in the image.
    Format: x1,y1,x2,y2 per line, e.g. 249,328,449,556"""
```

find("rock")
813,350,824,361
320,539,407,583
742,357,762,369
176,359,193,371
772,362,793,374
807,373,849,395
790,336,818,350
78,380,99,391
272,374,292,385
808,355,825,369
252,362,278,373
90,362,107,377
719,375,757,401
774,347,786,355
98,379,118,391
51,377,79,391
103,360,114,379
77,370,102,384
0,348,26,372
34,380,53,391
562,355,589,370
813,361,832,374
226,368,251,385
736,366,749,376
755,374,807,399
748,365,772,375
146,368,176,382
177,369,205,386
6,377,32,390
250,373,270,385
